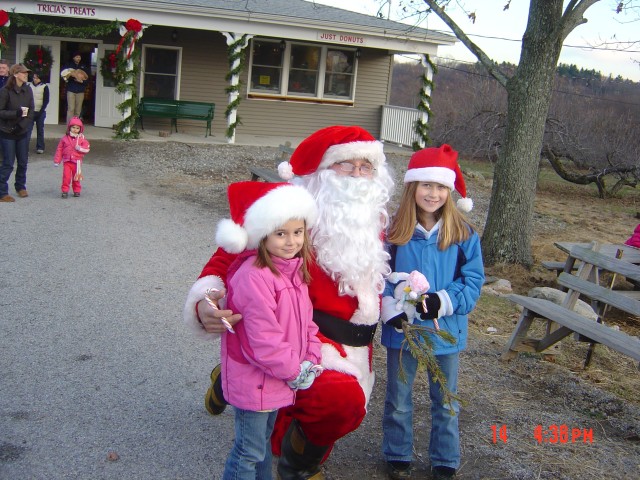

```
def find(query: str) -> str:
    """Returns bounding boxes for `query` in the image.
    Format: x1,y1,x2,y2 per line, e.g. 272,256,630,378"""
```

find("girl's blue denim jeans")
223,407,277,479
382,348,460,470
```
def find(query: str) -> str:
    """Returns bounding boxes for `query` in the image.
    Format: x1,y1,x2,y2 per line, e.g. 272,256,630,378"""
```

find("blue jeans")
0,135,30,197
29,110,46,151
382,348,460,470
223,407,277,479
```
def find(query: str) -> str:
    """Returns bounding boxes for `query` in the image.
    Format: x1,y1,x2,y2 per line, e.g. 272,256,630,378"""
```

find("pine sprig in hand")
398,322,462,414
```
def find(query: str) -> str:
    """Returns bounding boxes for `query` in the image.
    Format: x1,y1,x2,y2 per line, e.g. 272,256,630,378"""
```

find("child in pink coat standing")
53,116,90,198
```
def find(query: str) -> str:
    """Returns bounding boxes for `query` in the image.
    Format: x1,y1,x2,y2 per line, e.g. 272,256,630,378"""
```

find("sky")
311,0,640,82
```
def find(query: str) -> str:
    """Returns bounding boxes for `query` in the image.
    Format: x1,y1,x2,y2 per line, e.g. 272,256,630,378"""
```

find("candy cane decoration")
117,19,146,134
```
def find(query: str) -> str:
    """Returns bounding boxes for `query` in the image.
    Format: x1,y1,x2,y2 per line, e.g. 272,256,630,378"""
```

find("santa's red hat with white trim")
404,144,473,212
278,125,385,180
215,181,317,253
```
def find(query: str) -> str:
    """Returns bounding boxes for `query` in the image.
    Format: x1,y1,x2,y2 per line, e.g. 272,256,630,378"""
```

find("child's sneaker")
204,364,227,415
61,192,68,198
73,192,80,197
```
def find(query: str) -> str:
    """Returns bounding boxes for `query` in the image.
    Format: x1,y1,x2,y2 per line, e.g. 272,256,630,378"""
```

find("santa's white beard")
297,167,394,298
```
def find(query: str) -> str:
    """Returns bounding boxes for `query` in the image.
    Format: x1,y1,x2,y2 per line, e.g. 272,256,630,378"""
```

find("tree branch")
560,0,600,40
422,0,510,87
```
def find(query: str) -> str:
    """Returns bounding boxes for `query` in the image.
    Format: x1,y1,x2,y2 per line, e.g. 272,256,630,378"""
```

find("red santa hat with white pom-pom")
404,144,473,212
215,181,317,254
277,125,385,180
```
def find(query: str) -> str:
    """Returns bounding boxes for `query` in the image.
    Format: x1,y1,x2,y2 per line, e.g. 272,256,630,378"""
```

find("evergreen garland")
12,12,117,38
412,54,438,151
224,34,249,140
113,36,141,140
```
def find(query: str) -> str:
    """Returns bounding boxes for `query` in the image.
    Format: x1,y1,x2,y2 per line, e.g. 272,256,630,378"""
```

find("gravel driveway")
0,143,233,479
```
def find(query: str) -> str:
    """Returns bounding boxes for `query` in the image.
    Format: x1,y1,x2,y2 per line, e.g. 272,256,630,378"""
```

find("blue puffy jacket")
380,224,484,355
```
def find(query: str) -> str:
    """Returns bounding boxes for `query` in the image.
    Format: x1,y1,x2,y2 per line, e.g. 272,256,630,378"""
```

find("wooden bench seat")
503,294,640,362
557,273,640,316
137,97,215,137
249,166,282,183
541,260,577,275
248,142,295,182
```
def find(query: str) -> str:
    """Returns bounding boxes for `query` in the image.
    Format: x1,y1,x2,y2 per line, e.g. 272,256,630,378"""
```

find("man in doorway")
60,52,90,123
0,59,10,88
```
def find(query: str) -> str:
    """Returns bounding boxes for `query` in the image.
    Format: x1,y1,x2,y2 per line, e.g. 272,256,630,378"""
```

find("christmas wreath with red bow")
23,45,54,79
100,51,123,84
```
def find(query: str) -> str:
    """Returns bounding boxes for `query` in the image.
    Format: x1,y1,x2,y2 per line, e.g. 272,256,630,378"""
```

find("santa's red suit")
183,125,393,473
187,247,378,453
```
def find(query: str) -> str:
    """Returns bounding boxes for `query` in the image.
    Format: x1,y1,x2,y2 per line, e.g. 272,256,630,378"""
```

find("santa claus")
184,125,394,479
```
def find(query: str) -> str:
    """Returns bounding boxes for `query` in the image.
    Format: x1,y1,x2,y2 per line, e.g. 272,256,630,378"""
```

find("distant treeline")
390,60,639,178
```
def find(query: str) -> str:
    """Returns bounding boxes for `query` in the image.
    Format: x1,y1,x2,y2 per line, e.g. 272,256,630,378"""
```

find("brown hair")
387,182,475,249
253,222,313,283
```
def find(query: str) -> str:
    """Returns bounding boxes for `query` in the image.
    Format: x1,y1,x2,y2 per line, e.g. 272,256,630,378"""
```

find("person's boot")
277,419,329,480
204,364,227,415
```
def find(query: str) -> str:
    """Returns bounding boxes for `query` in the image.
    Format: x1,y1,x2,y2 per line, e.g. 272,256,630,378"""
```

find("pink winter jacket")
53,133,90,165
625,224,640,248
221,251,322,411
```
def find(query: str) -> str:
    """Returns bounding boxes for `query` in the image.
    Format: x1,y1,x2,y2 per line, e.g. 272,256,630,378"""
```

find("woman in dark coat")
0,64,35,202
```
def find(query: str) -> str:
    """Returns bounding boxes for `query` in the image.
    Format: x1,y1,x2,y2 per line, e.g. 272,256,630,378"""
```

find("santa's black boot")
277,419,329,480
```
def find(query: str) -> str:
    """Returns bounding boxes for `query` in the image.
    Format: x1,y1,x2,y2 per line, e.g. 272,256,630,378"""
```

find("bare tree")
406,0,633,266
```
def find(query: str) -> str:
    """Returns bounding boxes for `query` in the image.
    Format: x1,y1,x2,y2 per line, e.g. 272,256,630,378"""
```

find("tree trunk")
481,0,565,267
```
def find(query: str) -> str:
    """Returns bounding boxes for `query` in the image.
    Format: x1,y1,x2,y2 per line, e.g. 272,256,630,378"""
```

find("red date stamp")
490,424,594,444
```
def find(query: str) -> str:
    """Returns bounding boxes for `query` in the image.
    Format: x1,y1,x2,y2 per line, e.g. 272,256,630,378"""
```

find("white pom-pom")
278,161,294,180
457,197,473,212
215,219,248,254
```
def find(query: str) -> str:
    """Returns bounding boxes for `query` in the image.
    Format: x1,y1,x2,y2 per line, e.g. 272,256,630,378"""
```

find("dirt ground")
108,140,640,480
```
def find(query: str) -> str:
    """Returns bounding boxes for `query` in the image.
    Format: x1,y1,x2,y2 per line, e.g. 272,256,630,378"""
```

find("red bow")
36,47,43,65
116,18,143,59
124,19,143,33
0,10,9,27
108,53,117,71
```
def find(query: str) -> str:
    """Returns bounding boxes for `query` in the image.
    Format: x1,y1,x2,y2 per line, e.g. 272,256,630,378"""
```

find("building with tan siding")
7,0,454,140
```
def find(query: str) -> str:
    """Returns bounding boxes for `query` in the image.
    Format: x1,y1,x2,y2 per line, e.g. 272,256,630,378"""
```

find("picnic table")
503,242,640,366
542,241,640,276
554,241,640,263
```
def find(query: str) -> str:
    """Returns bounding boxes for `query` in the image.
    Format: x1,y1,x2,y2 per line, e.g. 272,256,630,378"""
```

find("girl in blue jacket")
380,144,484,480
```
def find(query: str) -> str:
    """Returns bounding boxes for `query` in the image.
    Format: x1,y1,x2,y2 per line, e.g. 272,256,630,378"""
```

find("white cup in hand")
21,107,29,117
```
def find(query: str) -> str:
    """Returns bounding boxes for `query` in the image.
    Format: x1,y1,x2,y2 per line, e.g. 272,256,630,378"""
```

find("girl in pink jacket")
213,181,321,480
626,224,640,249
53,116,90,198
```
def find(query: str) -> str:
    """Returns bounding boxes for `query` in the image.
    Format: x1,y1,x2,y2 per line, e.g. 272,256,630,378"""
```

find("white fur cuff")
183,275,225,341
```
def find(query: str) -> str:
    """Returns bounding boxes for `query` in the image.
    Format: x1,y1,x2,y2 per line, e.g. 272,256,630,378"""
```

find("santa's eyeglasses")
333,161,375,176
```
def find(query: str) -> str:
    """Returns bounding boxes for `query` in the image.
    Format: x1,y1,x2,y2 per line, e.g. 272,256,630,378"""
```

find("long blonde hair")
254,221,313,283
387,182,475,249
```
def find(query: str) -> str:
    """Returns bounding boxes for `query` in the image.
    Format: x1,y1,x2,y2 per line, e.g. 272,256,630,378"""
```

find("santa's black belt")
313,309,377,347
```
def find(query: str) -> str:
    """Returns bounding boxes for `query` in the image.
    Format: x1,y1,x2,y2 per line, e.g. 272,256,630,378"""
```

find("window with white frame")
249,39,357,101
141,46,180,99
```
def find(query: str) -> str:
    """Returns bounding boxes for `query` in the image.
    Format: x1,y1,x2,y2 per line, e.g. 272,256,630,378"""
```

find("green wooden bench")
249,142,295,182
137,97,215,137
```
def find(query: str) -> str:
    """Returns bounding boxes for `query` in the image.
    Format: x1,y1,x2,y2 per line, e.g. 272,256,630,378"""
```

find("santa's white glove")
53,162,59,167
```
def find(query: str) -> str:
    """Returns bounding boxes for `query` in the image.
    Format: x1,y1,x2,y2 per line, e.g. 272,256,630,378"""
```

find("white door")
94,44,124,128
17,37,60,125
